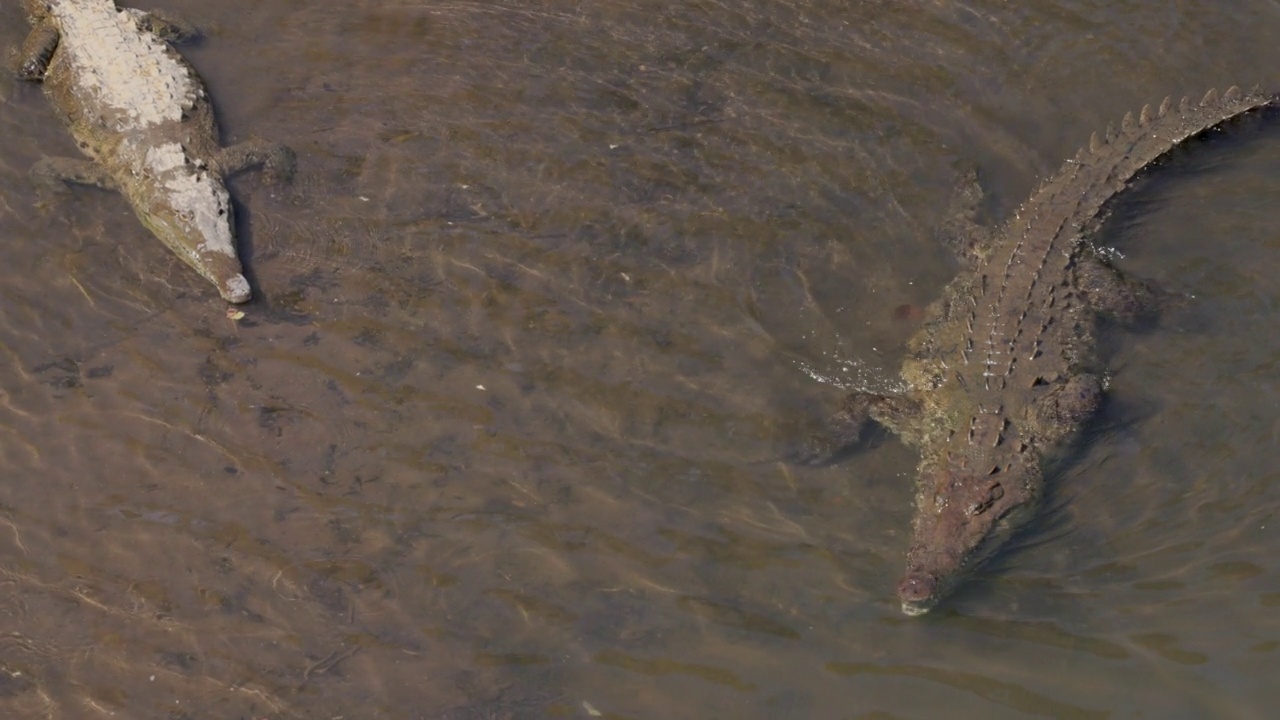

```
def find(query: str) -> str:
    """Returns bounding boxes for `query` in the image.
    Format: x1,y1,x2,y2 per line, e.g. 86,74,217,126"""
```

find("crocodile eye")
969,482,1004,516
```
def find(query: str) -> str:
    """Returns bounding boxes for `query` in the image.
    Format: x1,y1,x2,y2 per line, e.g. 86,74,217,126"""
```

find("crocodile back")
45,0,202,135
947,87,1278,418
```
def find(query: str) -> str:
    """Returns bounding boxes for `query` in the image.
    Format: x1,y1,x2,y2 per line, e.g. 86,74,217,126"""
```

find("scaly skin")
802,86,1279,615
17,0,294,303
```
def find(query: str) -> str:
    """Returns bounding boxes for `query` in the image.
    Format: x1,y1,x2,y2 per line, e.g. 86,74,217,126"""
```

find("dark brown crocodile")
801,86,1278,616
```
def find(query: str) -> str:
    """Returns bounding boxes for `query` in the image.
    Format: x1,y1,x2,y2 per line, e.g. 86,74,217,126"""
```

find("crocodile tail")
1062,86,1277,216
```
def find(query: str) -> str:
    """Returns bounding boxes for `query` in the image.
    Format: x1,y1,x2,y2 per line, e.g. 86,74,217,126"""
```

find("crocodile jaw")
895,459,1041,615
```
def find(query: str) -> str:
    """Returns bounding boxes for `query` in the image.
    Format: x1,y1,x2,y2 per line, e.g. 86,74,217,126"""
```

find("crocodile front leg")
938,168,992,263
16,20,58,81
213,140,297,183
792,392,922,466
1074,255,1159,325
31,157,118,195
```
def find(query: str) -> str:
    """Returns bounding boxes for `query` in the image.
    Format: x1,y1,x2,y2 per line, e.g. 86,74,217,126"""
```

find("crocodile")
15,0,294,303
800,86,1279,616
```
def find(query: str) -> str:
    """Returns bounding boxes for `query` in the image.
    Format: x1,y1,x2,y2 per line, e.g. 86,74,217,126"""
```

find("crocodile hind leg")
792,392,921,466
1032,373,1104,443
16,20,58,81
1073,255,1158,325
19,12,195,80
213,141,297,183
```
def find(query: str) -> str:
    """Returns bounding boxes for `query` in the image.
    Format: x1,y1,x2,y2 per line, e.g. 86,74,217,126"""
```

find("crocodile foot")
16,20,58,81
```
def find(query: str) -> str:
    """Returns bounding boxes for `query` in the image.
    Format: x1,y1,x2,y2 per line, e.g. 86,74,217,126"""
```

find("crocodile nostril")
897,572,936,602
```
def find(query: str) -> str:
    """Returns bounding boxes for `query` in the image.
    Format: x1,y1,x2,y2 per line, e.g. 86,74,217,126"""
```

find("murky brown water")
2,0,1280,717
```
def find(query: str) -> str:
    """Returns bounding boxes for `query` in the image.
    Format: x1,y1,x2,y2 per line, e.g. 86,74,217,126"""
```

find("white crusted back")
49,0,198,130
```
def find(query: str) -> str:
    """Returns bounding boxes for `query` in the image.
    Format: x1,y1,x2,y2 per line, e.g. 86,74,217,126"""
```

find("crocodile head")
122,142,252,303
896,453,1041,615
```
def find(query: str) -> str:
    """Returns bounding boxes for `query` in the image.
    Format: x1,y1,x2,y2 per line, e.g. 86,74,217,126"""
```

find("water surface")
1,0,1279,717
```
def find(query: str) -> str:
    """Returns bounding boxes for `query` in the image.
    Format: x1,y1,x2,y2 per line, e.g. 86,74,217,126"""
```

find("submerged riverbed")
1,1,1279,717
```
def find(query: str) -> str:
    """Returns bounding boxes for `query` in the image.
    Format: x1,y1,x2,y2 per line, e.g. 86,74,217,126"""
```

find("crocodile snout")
897,571,938,615
221,273,251,304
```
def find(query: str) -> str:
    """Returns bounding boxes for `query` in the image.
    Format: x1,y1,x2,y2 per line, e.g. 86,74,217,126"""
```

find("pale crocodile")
800,86,1279,615
16,0,294,303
